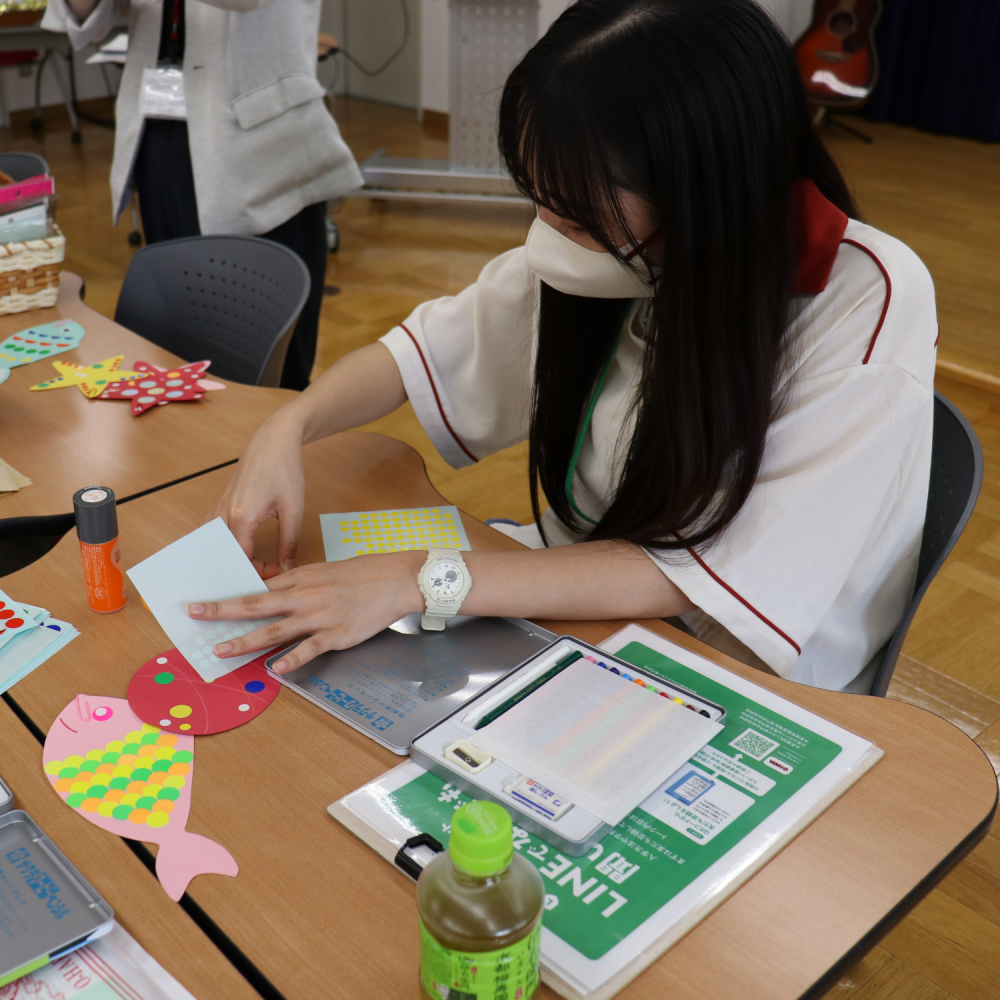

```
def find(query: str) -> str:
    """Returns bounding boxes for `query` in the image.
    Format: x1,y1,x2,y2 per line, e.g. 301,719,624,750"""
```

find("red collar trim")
792,178,849,294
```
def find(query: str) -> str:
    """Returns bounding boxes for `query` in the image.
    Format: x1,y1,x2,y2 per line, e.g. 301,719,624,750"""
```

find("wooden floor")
3,98,1000,1000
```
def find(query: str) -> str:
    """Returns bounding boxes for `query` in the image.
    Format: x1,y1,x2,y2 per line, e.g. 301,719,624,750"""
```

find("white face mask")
524,216,658,299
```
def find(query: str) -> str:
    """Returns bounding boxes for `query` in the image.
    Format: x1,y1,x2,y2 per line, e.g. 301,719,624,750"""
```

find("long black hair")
497,0,858,550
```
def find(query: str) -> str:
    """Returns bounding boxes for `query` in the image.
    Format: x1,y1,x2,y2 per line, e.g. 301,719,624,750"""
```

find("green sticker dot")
66,793,86,808
58,767,78,779
109,777,129,790
151,760,171,772
39,349,50,355
131,768,152,781
140,733,160,746
157,787,180,801
122,743,140,755
25,349,36,354
86,785,109,799
136,796,156,810
112,804,133,820
79,760,98,773
101,752,121,764
172,750,193,763
93,362,103,369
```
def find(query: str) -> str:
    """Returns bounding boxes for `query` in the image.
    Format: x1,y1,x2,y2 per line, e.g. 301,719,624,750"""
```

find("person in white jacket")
43,0,363,389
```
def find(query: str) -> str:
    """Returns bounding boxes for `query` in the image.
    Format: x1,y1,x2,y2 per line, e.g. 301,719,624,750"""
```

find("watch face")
428,561,464,600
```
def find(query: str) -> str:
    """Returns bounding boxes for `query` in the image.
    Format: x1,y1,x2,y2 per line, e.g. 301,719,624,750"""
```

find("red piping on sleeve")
399,323,478,464
842,239,892,365
685,545,802,656
934,324,940,348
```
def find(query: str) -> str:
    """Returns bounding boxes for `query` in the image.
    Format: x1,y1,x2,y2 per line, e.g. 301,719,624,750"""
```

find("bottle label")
419,920,540,1000
79,537,127,613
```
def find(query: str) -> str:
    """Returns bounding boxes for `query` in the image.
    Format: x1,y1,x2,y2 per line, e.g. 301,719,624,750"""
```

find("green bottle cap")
449,801,514,876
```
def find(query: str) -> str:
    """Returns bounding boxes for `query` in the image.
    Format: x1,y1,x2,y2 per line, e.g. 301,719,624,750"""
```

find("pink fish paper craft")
43,695,238,900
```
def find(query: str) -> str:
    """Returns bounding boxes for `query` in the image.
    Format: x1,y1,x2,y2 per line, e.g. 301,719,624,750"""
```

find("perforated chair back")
868,392,983,696
114,235,310,387
0,152,49,181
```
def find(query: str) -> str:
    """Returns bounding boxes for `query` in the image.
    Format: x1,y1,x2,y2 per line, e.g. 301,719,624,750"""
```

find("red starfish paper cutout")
99,360,211,416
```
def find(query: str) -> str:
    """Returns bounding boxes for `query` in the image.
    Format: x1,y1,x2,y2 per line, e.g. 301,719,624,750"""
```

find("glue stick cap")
73,486,118,545
448,801,514,877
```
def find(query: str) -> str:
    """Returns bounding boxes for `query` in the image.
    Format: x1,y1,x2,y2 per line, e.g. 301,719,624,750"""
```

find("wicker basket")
0,226,65,315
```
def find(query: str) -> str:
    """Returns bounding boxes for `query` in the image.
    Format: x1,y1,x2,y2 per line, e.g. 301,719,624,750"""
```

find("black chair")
114,235,310,387
0,513,75,578
868,392,983,696
0,152,49,181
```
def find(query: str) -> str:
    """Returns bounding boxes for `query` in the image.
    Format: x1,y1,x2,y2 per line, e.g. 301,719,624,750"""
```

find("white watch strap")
420,612,447,631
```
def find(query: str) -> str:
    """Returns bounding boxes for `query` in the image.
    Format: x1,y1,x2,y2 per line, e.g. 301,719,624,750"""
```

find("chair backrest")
114,235,310,387
0,152,49,181
868,391,983,696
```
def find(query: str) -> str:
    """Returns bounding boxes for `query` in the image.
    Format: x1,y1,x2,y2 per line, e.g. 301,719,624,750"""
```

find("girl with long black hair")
193,0,936,692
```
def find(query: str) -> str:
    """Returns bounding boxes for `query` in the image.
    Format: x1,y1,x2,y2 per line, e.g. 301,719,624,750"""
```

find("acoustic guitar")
794,0,883,107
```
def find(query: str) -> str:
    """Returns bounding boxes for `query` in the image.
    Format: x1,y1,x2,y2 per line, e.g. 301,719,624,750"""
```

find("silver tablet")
265,615,556,754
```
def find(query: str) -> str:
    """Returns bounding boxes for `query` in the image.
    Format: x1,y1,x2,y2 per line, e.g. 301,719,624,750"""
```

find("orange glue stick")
73,486,127,613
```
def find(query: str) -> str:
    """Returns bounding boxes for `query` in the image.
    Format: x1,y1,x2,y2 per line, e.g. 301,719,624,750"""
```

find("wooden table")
0,273,295,518
2,432,996,1000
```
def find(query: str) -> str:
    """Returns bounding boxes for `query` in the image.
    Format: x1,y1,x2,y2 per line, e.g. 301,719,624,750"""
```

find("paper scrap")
0,457,31,493
321,505,471,562
43,695,238,900
0,319,84,368
126,518,279,681
473,659,723,826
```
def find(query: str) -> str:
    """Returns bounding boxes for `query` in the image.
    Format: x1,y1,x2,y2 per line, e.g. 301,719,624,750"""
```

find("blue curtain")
866,0,1000,141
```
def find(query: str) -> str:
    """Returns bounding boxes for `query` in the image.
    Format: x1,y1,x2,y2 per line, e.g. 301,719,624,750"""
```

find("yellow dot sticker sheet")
320,506,471,561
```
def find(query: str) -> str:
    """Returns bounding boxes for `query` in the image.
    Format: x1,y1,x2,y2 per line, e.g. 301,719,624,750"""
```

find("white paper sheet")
5,922,197,999
126,518,279,681
473,659,723,825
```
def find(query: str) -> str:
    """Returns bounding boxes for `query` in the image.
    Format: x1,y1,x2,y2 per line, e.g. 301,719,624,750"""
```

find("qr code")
729,728,780,760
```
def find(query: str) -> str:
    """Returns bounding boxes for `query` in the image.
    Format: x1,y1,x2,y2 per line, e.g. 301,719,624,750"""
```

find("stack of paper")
0,590,78,694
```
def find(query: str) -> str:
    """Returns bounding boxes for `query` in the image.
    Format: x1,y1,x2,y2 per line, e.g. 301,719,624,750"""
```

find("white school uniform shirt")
380,183,937,691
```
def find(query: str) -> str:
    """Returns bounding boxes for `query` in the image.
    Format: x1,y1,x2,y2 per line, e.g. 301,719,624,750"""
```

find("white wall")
758,0,814,42
321,0,421,110
416,0,814,120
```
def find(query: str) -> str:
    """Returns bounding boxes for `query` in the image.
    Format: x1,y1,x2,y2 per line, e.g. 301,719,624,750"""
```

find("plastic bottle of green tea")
417,800,545,1000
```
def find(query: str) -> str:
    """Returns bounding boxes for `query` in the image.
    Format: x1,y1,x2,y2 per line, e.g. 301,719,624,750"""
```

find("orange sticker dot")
156,735,178,748
96,763,115,774
128,808,150,824
167,762,190,777
152,799,175,814
104,789,124,803
80,798,101,813
137,745,157,758
126,781,147,794
117,754,138,767
54,778,74,792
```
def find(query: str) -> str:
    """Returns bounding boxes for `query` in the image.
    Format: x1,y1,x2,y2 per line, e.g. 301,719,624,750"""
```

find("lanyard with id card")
140,66,186,120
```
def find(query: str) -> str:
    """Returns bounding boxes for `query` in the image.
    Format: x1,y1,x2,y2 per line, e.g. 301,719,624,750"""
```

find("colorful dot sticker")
319,505,471,561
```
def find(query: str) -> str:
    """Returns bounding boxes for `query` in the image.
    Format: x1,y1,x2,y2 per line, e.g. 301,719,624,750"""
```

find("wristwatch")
418,549,472,630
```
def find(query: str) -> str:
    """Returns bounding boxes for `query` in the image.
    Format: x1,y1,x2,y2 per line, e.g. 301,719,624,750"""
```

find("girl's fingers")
269,633,331,674
187,591,282,622
212,616,300,658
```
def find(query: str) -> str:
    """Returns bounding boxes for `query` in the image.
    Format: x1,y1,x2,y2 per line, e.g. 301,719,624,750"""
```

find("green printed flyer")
331,624,879,1000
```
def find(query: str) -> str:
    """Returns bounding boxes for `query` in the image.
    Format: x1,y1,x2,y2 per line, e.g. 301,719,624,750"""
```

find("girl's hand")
205,414,306,577
187,551,426,674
